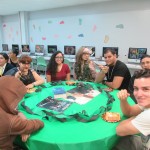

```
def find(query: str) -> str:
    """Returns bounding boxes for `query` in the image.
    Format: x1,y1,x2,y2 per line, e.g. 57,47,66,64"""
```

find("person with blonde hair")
73,47,97,82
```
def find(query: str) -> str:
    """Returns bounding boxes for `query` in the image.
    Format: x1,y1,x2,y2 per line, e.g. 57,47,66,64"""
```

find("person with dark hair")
113,70,150,150
0,76,44,150
5,55,44,89
73,47,97,82
128,54,150,103
46,51,70,82
8,49,19,67
0,52,14,76
95,49,131,90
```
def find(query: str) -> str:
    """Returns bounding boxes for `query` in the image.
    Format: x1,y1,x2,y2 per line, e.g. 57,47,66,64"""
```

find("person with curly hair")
46,51,70,82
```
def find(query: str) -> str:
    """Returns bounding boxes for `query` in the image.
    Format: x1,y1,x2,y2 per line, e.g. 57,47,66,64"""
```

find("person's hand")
21,134,30,142
99,65,109,74
26,83,34,89
15,71,22,79
117,89,130,102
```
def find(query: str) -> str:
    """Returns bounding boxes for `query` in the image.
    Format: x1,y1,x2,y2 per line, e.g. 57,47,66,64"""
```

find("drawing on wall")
67,35,72,39
104,35,109,43
60,21,64,24
48,20,52,24
78,34,84,37
42,37,46,40
116,24,124,29
92,25,97,32
79,18,82,25
3,24,6,28
16,31,18,36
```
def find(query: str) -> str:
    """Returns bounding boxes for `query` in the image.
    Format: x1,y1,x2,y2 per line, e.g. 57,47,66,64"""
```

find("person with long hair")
73,47,97,82
46,51,70,82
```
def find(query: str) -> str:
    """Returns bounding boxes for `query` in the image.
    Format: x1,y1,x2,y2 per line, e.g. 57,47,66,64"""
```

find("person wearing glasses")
5,55,44,89
0,52,14,77
46,51,70,82
73,47,97,82
128,55,150,103
113,70,150,150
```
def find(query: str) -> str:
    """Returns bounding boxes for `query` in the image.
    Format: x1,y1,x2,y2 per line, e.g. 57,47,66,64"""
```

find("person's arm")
116,117,140,136
105,76,124,89
46,74,51,82
73,63,77,80
66,73,70,81
117,89,142,117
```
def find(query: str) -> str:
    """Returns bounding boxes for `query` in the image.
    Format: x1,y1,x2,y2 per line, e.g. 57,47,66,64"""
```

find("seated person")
73,47,97,82
115,70,150,150
128,55,150,103
46,51,70,82
8,49,19,67
5,55,44,89
95,49,131,90
0,76,44,150
0,52,14,77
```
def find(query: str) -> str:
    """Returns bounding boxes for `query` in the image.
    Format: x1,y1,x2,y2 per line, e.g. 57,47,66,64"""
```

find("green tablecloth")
18,82,134,150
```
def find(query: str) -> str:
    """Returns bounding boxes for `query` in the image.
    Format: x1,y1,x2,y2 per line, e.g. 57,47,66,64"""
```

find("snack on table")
102,112,120,122
27,88,36,93
66,81,76,85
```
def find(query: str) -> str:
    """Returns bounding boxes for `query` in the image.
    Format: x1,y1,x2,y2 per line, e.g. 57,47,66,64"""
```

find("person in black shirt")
128,55,150,103
8,49,19,67
95,49,131,90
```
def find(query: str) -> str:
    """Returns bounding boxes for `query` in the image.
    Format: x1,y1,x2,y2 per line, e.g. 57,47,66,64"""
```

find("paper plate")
101,112,121,123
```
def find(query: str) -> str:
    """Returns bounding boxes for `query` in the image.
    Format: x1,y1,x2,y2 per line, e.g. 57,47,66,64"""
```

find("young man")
116,70,150,150
128,55,150,103
95,49,131,90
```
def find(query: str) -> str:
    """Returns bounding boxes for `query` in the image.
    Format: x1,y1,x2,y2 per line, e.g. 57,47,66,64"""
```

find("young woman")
8,49,19,67
15,55,44,89
73,47,97,82
0,52,14,76
46,51,70,82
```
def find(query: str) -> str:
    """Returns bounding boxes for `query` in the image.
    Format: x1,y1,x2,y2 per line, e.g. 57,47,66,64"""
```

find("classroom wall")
1,3,150,62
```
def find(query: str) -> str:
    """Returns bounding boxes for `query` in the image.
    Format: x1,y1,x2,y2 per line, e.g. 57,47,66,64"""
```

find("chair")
36,56,47,75
64,59,72,69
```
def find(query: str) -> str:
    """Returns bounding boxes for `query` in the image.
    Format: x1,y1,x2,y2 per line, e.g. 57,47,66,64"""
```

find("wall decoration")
54,34,59,38
78,34,84,37
59,21,64,24
116,24,124,29
16,31,18,36
67,35,72,39
30,37,33,43
104,35,109,43
92,25,97,32
42,37,46,40
3,24,6,28
79,18,82,25
48,20,52,24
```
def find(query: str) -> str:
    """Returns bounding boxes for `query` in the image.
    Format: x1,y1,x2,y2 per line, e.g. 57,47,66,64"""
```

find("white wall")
1,5,150,62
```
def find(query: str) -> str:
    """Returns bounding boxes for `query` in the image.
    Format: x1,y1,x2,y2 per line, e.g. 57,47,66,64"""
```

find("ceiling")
0,0,150,16
0,0,113,16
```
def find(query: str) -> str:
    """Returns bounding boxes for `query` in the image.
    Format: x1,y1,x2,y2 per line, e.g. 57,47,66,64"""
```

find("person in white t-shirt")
114,69,150,150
